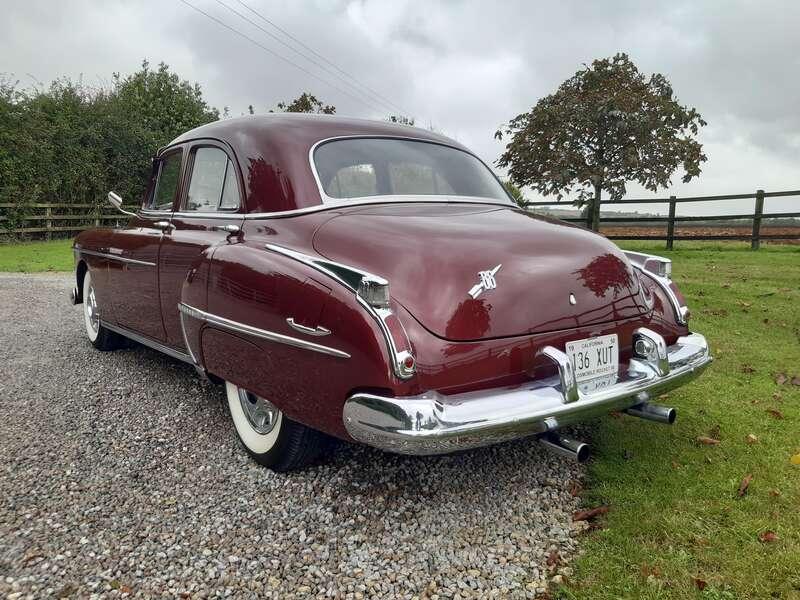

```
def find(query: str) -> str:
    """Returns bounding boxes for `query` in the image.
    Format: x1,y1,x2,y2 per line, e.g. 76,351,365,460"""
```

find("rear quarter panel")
199,242,417,439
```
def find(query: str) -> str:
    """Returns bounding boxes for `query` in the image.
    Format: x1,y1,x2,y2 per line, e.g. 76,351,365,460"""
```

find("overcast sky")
2,0,798,215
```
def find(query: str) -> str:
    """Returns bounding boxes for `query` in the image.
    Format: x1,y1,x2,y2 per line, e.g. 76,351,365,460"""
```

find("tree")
495,53,706,231
502,180,527,208
273,92,335,114
386,115,415,126
0,60,219,234
112,60,219,143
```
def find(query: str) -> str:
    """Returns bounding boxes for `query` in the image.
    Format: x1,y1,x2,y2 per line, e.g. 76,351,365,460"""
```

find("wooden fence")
527,189,800,249
0,203,134,239
2,190,799,249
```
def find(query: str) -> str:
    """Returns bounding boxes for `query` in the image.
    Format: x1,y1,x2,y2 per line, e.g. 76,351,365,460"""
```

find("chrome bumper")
343,330,712,455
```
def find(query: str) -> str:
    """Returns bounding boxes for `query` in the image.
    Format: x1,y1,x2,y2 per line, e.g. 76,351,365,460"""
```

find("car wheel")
225,382,328,471
82,270,125,351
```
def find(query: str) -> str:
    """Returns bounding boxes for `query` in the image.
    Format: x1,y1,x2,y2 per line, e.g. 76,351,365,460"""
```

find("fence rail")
0,203,134,238
528,189,800,249
2,191,800,248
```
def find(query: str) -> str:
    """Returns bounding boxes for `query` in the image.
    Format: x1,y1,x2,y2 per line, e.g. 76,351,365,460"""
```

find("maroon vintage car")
71,114,711,471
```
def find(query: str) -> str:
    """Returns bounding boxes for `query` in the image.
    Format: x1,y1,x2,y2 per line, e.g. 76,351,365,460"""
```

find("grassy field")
560,242,800,600
0,238,74,272
2,240,799,598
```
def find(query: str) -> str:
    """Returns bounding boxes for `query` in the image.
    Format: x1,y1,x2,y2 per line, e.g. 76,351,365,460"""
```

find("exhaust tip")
575,442,591,463
540,433,591,463
625,402,677,425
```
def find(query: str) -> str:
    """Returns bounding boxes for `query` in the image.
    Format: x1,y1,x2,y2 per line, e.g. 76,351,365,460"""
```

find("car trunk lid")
312,202,649,341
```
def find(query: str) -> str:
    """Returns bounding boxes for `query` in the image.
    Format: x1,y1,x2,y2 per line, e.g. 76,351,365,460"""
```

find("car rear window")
313,138,511,203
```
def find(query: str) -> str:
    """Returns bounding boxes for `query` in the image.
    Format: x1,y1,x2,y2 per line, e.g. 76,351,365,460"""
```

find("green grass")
2,238,799,596
0,239,74,272
559,242,800,600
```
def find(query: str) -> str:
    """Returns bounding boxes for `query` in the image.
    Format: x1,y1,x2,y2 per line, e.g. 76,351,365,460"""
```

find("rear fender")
188,242,415,439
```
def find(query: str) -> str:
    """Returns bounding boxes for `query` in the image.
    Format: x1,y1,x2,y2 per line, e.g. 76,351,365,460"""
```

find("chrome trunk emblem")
468,264,502,299
569,293,577,305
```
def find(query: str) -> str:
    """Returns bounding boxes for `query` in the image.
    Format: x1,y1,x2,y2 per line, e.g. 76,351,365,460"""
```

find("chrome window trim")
265,243,415,379
148,148,184,212
101,321,193,363
308,135,515,208
241,198,515,220
182,143,242,214
79,249,156,267
178,303,350,359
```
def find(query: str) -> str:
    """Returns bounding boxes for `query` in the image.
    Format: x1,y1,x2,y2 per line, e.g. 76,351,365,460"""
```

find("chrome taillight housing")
624,250,688,325
357,275,390,308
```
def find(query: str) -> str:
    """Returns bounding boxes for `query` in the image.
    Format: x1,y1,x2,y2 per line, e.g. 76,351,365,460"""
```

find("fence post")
666,195,676,250
752,189,764,250
45,206,52,241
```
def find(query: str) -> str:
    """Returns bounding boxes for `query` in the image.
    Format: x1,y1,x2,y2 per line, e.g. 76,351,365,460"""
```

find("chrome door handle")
286,318,331,337
153,220,172,230
212,224,241,234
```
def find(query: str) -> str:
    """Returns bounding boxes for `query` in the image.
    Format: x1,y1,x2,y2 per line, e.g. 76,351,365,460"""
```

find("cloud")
1,0,797,214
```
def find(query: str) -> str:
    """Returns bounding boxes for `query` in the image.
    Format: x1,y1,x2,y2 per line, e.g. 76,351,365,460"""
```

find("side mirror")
108,191,136,217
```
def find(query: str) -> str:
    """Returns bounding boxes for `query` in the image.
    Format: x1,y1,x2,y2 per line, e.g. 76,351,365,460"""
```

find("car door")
104,148,185,341
158,141,245,350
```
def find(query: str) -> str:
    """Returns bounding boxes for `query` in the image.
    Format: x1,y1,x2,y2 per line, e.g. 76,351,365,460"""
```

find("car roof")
166,115,473,214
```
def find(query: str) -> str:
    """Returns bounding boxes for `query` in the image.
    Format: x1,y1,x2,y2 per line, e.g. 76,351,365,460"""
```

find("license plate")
565,334,619,383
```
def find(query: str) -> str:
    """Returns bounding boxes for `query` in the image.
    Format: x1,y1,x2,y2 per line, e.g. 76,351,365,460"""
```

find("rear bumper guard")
343,330,712,455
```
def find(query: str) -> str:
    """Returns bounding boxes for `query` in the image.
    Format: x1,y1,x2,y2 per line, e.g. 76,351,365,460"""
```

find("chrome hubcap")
86,283,99,333
238,388,279,434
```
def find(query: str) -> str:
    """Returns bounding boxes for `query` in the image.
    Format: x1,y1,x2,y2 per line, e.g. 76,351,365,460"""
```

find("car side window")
185,147,240,212
149,151,183,211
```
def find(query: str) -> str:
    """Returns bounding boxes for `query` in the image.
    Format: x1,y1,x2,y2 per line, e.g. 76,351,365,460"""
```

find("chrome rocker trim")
343,330,712,456
102,321,193,364
178,303,350,359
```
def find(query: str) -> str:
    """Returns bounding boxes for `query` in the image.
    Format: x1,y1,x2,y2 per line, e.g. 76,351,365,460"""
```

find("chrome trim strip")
307,134,516,208
632,265,686,325
101,321,193,364
178,309,200,366
265,243,371,290
240,198,517,220
265,243,414,378
140,211,244,220
79,249,156,267
178,303,350,359
623,250,686,325
286,317,331,337
137,209,173,218
343,332,712,455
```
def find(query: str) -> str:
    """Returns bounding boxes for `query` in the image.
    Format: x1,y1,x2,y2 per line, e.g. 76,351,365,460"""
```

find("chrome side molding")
79,249,156,267
179,303,350,359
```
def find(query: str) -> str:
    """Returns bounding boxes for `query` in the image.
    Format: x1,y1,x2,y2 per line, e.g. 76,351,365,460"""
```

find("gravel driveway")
0,274,584,599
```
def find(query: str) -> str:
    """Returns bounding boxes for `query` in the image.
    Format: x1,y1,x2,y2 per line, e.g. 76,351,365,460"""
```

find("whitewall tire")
81,270,125,351
225,382,328,471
